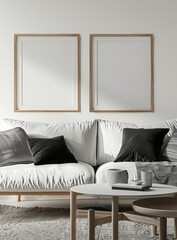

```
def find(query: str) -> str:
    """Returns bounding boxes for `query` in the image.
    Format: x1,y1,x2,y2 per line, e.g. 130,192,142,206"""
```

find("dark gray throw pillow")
28,136,78,165
0,127,33,167
114,128,169,162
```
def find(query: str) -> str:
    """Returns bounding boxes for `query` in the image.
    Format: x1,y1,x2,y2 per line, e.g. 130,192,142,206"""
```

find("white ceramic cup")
106,169,128,186
141,170,152,187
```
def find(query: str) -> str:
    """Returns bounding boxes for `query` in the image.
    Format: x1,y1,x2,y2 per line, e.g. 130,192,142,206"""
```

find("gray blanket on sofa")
136,162,177,186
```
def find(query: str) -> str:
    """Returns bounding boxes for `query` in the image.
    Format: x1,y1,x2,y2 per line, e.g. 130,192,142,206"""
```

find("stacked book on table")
112,183,150,191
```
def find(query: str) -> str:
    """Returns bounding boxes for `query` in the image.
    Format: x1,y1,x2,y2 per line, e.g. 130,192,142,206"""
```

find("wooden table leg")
112,196,118,240
173,194,177,238
151,225,157,236
70,191,77,240
158,217,167,240
88,209,95,240
174,218,177,238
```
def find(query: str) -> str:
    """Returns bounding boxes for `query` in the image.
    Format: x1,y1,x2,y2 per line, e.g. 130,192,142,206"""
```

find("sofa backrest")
97,120,137,165
2,118,97,166
97,119,177,165
3,118,177,167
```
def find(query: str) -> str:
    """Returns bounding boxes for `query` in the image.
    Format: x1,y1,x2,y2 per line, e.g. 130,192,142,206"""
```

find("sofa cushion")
161,130,177,161
2,118,97,166
0,162,95,191
0,127,33,167
97,119,177,165
28,136,77,165
115,128,169,162
97,120,137,165
96,162,137,184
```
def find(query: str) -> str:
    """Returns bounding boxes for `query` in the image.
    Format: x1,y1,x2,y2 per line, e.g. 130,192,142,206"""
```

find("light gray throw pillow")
161,131,177,161
0,127,33,167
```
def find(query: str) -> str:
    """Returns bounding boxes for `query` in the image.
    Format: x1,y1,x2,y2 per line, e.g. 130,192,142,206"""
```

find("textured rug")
0,205,175,240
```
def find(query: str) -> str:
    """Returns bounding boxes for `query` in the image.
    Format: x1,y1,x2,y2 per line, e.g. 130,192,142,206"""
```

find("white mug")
106,169,128,186
141,170,152,187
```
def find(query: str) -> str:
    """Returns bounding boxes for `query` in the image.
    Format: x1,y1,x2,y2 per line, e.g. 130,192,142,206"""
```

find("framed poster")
14,34,80,112
90,34,154,112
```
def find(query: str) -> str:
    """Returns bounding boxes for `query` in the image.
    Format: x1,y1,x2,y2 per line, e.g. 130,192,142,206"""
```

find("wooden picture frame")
14,34,80,112
89,34,154,112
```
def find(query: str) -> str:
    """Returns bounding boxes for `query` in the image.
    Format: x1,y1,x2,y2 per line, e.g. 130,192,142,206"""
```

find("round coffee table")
70,183,177,240
132,197,177,240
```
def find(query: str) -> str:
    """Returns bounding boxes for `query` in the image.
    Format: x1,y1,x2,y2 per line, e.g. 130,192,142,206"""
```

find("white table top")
71,183,177,199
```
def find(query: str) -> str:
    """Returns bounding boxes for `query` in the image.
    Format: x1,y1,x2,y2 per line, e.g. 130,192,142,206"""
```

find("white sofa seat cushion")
0,162,95,191
96,162,137,184
2,118,97,166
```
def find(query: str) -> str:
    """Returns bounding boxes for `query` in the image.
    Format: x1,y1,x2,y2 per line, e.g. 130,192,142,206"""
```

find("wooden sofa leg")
17,195,21,202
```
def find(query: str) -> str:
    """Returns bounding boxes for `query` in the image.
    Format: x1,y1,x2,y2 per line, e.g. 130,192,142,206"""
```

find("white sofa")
1,118,177,201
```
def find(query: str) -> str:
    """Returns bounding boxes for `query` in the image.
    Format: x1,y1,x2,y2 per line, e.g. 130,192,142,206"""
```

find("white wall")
0,0,176,125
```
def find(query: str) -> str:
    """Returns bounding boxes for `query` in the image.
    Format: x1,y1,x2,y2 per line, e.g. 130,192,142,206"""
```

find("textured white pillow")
2,118,97,166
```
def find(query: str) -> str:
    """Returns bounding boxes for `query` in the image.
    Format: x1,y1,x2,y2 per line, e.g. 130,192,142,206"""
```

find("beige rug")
0,205,175,240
